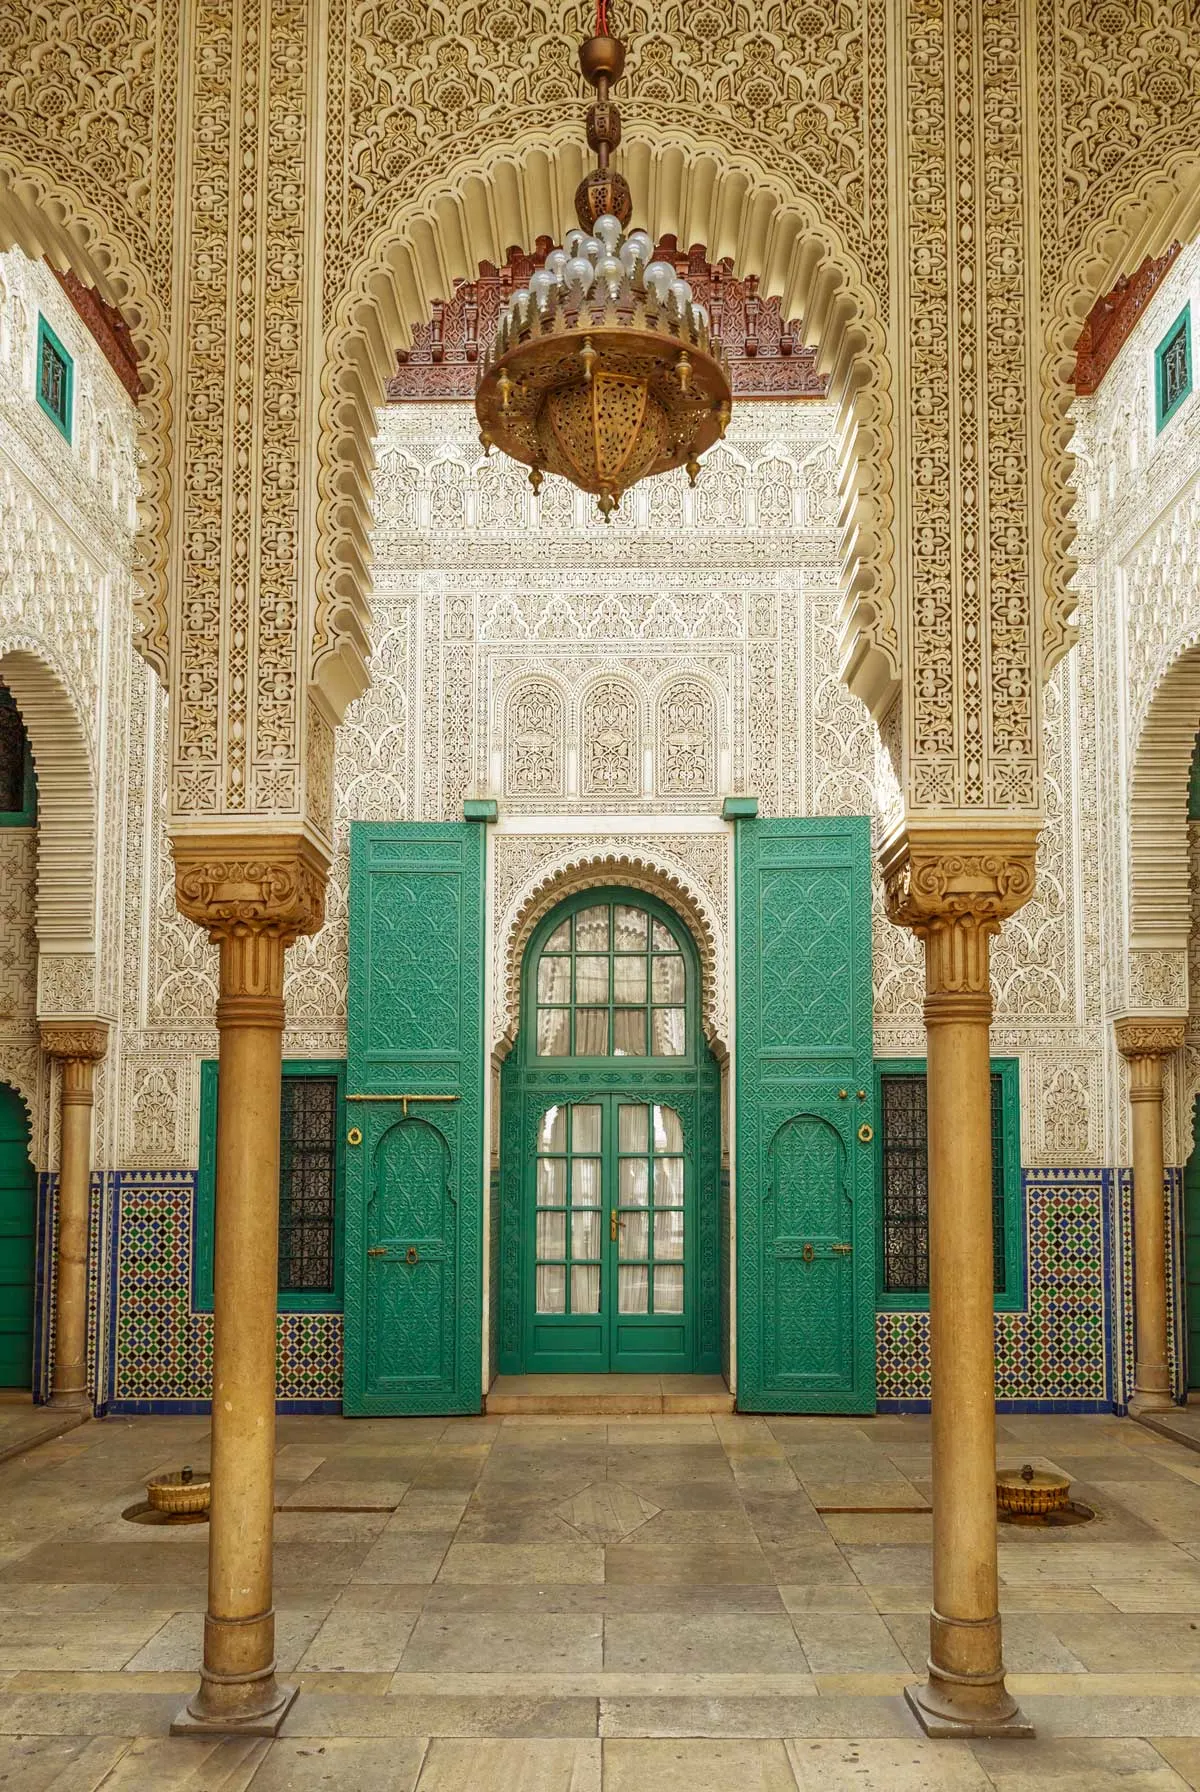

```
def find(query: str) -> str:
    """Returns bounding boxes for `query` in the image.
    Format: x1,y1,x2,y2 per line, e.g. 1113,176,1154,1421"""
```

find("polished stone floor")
3,1409,1200,1788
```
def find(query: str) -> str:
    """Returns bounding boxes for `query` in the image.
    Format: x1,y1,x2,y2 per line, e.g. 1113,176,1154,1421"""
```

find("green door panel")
344,824,485,1416
0,1086,36,1389
735,817,876,1412
1186,1098,1200,1389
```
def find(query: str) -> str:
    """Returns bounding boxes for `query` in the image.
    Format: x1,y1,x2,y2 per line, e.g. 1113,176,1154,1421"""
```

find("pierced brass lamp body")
476,307,731,518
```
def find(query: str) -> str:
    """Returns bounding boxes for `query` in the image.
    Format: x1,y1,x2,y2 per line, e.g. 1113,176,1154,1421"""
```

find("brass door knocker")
802,1242,815,1264
405,1246,419,1265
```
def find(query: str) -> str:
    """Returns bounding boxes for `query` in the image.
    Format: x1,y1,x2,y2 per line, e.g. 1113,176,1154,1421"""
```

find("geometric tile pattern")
876,1169,1113,1409
103,1169,342,1410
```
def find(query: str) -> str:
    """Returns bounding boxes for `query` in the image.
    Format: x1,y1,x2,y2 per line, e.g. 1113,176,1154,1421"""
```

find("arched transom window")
535,896,688,1059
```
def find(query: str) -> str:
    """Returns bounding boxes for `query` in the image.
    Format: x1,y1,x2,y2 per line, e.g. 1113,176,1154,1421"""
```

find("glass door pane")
615,1101,686,1319
534,1102,603,1316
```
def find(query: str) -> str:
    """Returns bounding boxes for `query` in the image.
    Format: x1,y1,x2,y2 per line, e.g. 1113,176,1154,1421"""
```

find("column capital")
39,1021,109,1062
172,831,328,945
881,824,1040,1000
1113,1016,1187,1060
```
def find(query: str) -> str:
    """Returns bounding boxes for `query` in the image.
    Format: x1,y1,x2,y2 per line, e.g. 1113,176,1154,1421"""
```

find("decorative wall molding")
1074,244,1182,397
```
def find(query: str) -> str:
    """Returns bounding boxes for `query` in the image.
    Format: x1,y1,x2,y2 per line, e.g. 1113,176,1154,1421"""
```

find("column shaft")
178,926,296,1733
51,1058,95,1404
1115,1020,1184,1416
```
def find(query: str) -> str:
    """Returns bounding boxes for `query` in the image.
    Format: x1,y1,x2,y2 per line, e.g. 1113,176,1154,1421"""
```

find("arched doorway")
0,1084,37,1389
498,888,721,1376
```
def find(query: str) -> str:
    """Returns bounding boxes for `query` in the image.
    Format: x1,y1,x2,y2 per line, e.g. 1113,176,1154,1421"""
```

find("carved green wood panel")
735,817,876,1412
344,823,485,1415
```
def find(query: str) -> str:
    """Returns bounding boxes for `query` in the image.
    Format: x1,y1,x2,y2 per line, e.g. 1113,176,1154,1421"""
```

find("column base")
905,1678,1033,1740
172,1679,297,1739
1128,1385,1173,1417
48,1390,91,1412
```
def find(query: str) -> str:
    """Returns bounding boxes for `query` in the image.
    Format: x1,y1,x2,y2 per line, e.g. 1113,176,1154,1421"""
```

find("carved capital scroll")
171,832,328,946
1114,1017,1186,1101
882,824,1040,1005
39,1022,109,1063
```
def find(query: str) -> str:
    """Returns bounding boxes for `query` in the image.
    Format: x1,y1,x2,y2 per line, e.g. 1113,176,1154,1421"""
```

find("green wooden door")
0,1086,35,1389
499,890,722,1376
344,823,485,1415
735,816,876,1411
1186,1098,1200,1389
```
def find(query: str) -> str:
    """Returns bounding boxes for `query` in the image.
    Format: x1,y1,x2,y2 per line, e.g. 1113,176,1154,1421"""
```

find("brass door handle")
857,1123,874,1143
832,1243,852,1255
367,1247,387,1258
405,1246,419,1265
802,1242,814,1264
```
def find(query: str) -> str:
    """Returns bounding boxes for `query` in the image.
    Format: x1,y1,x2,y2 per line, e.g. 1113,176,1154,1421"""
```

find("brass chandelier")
475,5,732,520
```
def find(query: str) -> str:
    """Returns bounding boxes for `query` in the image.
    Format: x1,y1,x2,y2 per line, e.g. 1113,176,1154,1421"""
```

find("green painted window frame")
196,1059,347,1313
1155,302,1192,434
0,687,36,827
873,1057,1024,1312
35,315,73,442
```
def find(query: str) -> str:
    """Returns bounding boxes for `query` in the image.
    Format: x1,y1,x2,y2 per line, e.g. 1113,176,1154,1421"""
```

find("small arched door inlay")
764,1114,854,1393
365,1117,456,1393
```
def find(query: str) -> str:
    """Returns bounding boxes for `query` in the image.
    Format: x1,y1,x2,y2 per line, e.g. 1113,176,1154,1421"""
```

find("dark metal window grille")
0,688,26,814
880,1072,1006,1295
1160,317,1190,421
278,1075,337,1295
39,330,70,429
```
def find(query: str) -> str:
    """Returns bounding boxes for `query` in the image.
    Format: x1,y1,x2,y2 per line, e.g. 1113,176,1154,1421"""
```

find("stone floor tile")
271,1510,393,1543
349,1533,453,1585
1094,1580,1200,1612
603,1612,808,1675
555,1482,660,1546
779,1583,876,1614
437,1541,604,1585
414,1738,599,1790
598,1694,916,1737
842,1544,934,1586
786,1737,990,1789
0,1690,182,1736
820,1512,933,1546
282,1693,599,1738
971,1735,1193,1788
0,1734,133,1791
85,1735,269,1790
603,1738,799,1790
280,1481,409,1511
123,1609,323,1674
297,1603,421,1672
1050,1615,1200,1673
399,1610,603,1673
787,1613,910,1674
248,1738,427,1790
603,1543,773,1585
1153,1739,1200,1788
0,1613,175,1673
1017,1696,1200,1737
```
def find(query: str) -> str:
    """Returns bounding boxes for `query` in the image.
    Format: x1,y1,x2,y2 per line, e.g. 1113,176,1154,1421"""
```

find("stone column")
171,838,325,1739
39,1023,108,1408
1114,1018,1185,1416
885,828,1037,1740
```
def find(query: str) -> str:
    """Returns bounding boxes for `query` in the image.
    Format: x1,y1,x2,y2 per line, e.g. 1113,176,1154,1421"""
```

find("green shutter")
343,823,486,1414
734,816,876,1411
0,1086,35,1389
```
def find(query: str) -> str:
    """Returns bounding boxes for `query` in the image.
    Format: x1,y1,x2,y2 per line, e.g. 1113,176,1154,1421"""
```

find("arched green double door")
499,890,721,1375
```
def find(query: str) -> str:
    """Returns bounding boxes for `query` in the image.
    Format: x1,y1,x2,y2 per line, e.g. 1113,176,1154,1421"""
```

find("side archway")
1127,638,1200,953
1042,147,1200,682
0,647,97,1007
0,166,174,681
314,132,897,724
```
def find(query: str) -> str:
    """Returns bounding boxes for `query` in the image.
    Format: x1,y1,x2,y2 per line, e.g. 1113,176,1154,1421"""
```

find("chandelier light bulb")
597,254,626,297
529,268,557,309
544,248,568,281
593,214,624,253
564,255,596,293
643,261,676,304
669,278,693,315
564,228,589,258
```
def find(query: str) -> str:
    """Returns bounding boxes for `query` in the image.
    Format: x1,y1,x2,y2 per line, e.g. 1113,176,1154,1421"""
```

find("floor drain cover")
122,1500,208,1526
998,1499,1096,1527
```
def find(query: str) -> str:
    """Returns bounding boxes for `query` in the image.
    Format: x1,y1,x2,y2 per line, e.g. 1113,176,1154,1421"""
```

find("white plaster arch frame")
495,848,728,1063
0,643,98,987
314,129,897,726
1128,634,1200,953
